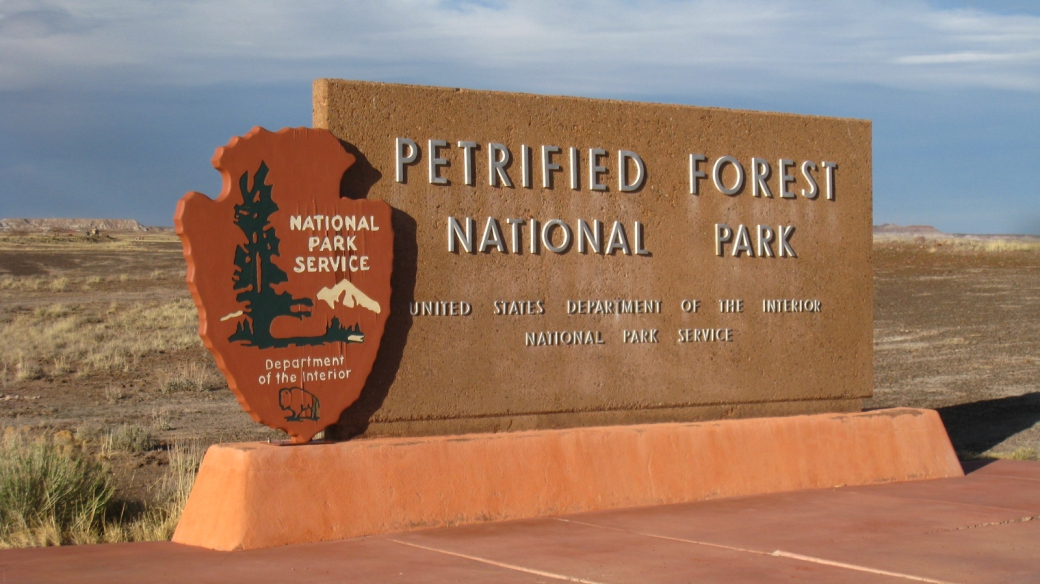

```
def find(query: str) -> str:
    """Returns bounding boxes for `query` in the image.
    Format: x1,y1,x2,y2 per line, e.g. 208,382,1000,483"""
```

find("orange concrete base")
173,408,962,551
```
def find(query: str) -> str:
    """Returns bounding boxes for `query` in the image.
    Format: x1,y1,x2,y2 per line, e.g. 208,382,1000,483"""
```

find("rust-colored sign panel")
175,127,393,443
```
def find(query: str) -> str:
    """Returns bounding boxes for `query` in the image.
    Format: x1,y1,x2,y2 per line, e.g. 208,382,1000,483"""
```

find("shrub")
0,435,113,547
73,424,104,443
103,385,128,404
106,425,158,454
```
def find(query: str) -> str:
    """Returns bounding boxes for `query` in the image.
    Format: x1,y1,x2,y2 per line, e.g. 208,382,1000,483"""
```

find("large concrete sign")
314,79,872,438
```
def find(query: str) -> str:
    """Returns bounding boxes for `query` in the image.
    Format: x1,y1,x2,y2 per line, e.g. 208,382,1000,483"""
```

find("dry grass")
981,240,1040,252
0,270,184,294
0,232,213,547
0,432,204,547
0,276,44,291
990,448,1040,461
50,355,72,376
0,299,200,377
103,384,128,404
103,425,158,455
150,408,172,432
157,361,221,393
0,232,178,253
73,424,104,443
82,276,103,291
874,234,1040,253
103,442,203,543
14,359,45,382
0,276,82,293
942,239,1040,253
34,304,70,319
960,448,1040,462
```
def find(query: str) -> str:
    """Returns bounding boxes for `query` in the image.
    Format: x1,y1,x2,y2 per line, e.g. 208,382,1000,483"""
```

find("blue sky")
1,0,1038,233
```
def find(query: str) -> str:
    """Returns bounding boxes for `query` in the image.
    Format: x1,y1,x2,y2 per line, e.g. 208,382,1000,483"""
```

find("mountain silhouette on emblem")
316,279,382,314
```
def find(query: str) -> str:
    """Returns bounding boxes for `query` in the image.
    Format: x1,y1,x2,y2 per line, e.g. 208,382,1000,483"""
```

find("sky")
0,0,1038,234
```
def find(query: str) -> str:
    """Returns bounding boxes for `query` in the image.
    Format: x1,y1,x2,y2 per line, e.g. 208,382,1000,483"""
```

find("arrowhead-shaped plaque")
175,127,393,443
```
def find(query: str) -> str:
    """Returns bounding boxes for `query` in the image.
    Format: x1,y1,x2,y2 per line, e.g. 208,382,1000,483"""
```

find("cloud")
0,5,88,38
0,0,1038,94
895,51,1037,64
2,1,1038,234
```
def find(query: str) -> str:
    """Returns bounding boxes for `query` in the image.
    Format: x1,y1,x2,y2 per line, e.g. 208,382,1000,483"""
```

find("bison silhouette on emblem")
278,387,320,422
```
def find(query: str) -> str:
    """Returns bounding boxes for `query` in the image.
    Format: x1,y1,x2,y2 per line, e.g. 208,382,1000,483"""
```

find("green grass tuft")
0,434,113,547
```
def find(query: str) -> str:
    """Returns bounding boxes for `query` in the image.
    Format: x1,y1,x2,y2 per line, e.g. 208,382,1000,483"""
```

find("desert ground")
870,235,1040,458
1,228,1039,519
0,230,283,514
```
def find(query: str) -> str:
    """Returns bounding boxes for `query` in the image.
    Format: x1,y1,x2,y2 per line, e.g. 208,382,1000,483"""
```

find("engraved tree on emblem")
228,162,364,348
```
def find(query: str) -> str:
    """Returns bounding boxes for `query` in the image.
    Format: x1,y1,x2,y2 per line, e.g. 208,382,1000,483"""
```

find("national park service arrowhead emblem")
174,127,393,443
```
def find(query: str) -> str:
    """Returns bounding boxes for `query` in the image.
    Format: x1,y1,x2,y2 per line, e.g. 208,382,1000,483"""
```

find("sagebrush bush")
0,435,204,547
106,425,158,454
0,435,113,547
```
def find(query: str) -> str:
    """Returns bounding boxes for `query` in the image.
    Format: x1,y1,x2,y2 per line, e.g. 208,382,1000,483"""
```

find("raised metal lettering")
689,154,707,195
395,137,419,183
542,145,561,188
458,140,478,186
712,156,744,196
589,148,607,191
488,143,513,187
618,150,646,192
428,139,448,185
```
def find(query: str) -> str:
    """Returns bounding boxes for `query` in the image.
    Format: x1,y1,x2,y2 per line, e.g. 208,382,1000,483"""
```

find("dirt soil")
0,231,282,507
868,238,1040,458
1,231,1038,508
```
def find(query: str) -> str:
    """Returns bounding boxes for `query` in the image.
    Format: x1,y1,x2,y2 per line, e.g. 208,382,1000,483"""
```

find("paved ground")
2,460,1038,583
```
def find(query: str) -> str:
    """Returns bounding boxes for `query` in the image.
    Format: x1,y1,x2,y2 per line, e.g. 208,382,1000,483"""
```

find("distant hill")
0,218,164,232
873,224,945,236
872,224,1039,242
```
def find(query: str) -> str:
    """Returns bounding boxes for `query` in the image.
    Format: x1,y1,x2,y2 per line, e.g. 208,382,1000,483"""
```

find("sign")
175,127,394,443
314,80,873,438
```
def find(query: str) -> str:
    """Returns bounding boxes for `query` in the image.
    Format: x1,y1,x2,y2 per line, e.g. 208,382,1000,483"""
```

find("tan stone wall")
314,79,872,438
